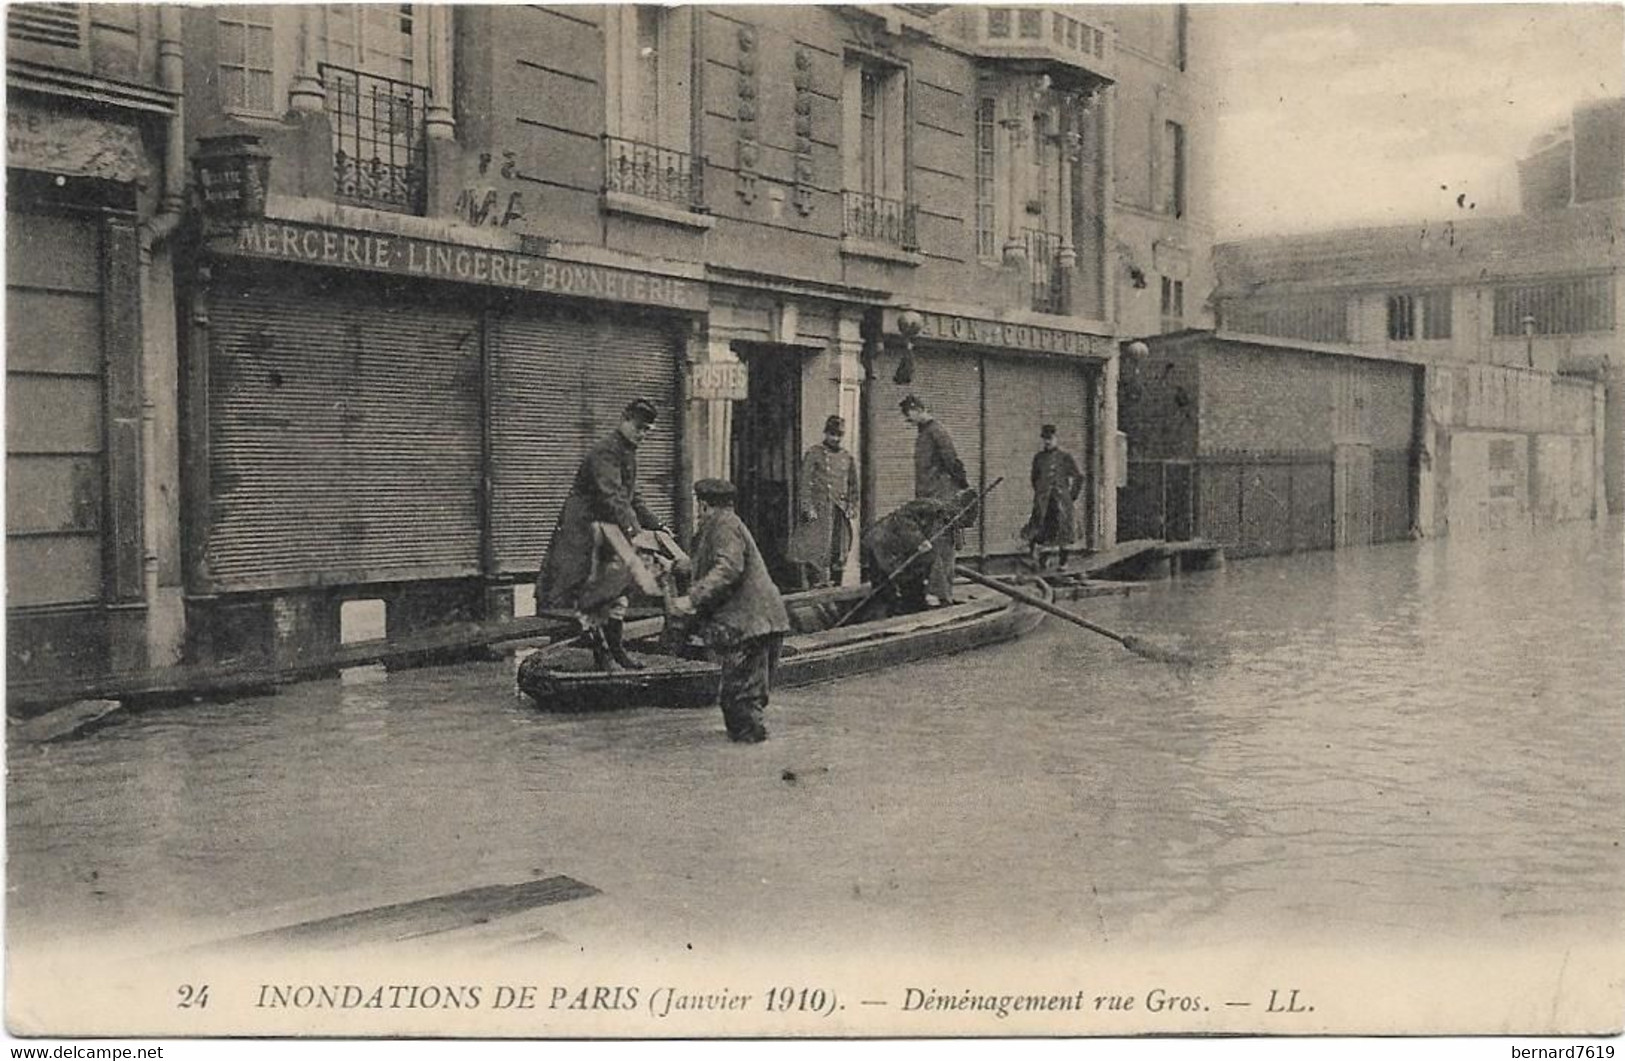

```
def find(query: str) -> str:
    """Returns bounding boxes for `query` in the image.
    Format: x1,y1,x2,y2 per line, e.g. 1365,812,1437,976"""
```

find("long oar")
832,477,1005,629
954,564,1195,665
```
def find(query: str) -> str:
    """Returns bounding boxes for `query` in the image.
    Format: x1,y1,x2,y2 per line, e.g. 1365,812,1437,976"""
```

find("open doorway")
729,344,803,588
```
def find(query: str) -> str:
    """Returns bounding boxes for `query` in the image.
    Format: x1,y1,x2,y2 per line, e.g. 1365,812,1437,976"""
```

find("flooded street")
8,521,1623,968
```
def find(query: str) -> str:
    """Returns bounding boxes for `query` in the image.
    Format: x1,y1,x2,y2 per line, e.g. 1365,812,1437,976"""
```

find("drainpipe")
137,5,186,661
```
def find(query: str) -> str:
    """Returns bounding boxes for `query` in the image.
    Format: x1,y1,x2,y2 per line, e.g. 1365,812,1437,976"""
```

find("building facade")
1210,99,1622,541
11,5,1221,680
6,6,186,684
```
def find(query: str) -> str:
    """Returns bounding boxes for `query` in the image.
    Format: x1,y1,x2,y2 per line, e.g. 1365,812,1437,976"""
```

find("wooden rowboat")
516,578,1050,712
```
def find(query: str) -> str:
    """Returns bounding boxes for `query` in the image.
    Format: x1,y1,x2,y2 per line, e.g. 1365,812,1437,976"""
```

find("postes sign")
218,220,706,312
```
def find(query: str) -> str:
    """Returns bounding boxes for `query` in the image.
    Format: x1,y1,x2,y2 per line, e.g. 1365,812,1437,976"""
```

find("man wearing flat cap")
538,398,667,670
787,414,859,589
899,394,969,606
1021,423,1083,570
669,478,790,743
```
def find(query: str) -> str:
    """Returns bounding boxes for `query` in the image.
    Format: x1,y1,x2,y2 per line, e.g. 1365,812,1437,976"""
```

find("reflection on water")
8,520,1623,957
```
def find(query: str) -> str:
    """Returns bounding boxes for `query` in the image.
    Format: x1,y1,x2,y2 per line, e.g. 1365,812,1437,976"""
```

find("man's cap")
622,398,659,425
824,415,846,435
1040,423,1057,438
898,394,926,412
694,478,736,503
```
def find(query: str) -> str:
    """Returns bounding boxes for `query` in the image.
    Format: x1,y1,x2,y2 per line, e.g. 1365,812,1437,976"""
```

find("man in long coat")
900,393,969,605
538,398,666,670
1021,423,1084,569
669,479,791,743
787,414,859,589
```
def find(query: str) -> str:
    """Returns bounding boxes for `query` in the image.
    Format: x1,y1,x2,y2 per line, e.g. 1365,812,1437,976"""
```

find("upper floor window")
1493,276,1615,336
8,2,85,50
606,5,692,151
843,56,911,247
1161,121,1186,219
218,6,276,115
603,5,698,209
1173,5,1189,71
975,98,998,259
325,4,423,85
1161,277,1185,330
321,4,434,214
1387,290,1451,341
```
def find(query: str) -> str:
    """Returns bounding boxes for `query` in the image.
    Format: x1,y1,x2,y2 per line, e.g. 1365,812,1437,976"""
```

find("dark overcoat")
914,418,968,501
688,508,791,649
787,442,858,567
1022,447,1083,546
538,431,661,610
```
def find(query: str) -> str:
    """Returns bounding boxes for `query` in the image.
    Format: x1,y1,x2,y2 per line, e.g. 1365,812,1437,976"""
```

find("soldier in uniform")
1021,423,1084,570
787,414,859,589
669,479,791,743
900,394,969,606
538,398,666,671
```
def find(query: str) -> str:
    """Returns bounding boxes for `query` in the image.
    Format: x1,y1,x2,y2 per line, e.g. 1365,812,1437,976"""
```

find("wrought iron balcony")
1025,228,1066,314
843,191,918,251
321,64,429,215
602,135,705,210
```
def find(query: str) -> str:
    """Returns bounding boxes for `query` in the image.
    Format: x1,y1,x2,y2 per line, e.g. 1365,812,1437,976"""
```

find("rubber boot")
604,619,644,670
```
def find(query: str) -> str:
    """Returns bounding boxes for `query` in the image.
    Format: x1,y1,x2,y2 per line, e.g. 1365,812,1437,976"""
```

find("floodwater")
7,520,1623,966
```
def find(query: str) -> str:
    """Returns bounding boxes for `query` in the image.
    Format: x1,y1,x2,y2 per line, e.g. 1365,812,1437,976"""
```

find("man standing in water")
900,393,969,606
538,398,666,671
1022,423,1084,570
669,479,790,743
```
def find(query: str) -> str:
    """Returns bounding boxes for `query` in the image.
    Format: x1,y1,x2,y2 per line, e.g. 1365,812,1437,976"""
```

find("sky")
1207,3,1625,239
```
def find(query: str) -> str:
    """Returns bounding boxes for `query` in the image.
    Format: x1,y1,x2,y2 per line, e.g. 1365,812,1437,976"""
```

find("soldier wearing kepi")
899,393,969,606
669,479,791,743
787,414,859,589
1021,423,1084,570
537,398,667,671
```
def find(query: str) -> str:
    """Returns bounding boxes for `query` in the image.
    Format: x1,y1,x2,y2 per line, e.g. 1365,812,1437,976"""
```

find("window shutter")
8,3,83,48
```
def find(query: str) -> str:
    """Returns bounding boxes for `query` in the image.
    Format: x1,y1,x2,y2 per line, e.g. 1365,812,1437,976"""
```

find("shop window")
218,6,277,116
604,5,697,208
843,56,912,248
1493,276,1615,336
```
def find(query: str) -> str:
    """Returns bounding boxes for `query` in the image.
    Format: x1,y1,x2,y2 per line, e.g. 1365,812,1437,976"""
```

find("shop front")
869,308,1116,563
186,217,703,664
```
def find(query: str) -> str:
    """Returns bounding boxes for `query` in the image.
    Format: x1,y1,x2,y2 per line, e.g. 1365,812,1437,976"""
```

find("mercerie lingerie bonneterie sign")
221,220,706,312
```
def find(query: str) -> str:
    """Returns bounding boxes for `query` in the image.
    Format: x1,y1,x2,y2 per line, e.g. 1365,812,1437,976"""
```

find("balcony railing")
1025,228,1065,313
843,191,918,251
603,135,705,210
321,64,429,215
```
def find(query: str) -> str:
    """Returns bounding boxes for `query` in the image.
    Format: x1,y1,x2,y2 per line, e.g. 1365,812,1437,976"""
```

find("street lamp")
895,309,923,385
1522,314,1537,368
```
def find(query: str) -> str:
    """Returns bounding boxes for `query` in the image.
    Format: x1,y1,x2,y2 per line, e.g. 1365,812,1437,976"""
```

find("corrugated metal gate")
870,344,983,554
981,356,1093,553
205,273,483,591
487,306,680,574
